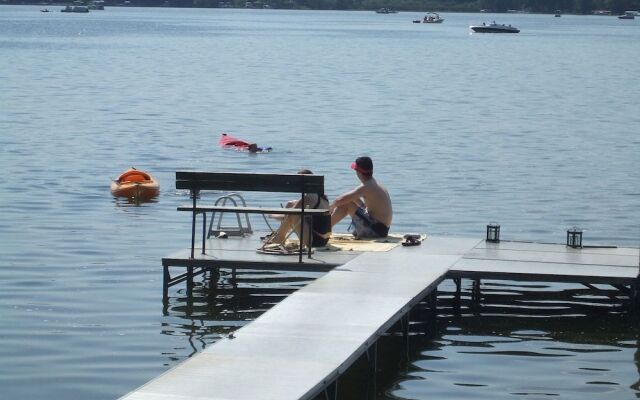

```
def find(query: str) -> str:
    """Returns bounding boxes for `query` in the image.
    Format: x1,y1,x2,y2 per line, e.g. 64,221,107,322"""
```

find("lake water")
1,5,639,399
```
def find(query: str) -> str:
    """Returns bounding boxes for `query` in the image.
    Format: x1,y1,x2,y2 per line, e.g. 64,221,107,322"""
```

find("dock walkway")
123,236,639,400
123,237,481,400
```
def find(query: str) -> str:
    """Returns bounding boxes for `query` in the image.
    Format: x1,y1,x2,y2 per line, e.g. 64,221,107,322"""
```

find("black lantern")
566,228,583,248
486,223,500,243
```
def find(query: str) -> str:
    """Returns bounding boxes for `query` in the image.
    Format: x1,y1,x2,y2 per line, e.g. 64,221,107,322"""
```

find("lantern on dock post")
566,228,583,248
486,223,500,243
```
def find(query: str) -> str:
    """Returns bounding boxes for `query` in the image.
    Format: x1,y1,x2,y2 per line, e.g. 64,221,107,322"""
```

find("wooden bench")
176,171,329,263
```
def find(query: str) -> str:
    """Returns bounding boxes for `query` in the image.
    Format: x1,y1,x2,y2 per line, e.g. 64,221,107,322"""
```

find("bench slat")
177,206,329,215
176,171,324,194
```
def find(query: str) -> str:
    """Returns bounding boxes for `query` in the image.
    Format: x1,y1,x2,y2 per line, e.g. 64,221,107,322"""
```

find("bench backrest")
176,171,324,194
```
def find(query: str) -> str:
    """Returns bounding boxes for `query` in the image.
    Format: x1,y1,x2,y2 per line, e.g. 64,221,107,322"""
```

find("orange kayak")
110,168,159,200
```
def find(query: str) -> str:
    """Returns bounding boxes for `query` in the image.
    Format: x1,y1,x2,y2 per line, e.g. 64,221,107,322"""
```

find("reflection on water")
393,281,639,400
113,195,160,207
162,268,319,358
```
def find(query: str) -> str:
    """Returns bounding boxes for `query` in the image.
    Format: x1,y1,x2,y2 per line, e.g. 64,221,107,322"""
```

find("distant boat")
375,8,397,14
423,12,444,23
470,21,520,33
61,5,90,12
40,8,50,12
618,12,635,19
554,10,561,17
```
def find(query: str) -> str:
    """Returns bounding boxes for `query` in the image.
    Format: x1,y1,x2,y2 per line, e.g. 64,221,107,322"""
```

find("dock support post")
452,278,461,315
190,190,197,259
202,212,206,254
428,288,438,333
187,266,193,297
324,377,338,400
163,265,169,301
402,312,410,360
472,279,481,302
207,267,219,290
429,289,438,312
366,341,378,399
632,280,639,314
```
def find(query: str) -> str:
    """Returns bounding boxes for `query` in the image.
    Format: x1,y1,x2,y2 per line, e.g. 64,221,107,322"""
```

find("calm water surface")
1,6,639,399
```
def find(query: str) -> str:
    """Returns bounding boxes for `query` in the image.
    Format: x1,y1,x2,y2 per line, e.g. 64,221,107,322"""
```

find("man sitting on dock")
260,169,332,252
330,156,392,238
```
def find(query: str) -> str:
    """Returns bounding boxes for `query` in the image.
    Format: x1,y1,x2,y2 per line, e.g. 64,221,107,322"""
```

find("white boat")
423,12,444,23
618,12,635,19
470,21,520,33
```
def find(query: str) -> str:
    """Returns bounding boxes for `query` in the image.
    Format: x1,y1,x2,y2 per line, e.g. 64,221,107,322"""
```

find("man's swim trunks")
351,207,389,238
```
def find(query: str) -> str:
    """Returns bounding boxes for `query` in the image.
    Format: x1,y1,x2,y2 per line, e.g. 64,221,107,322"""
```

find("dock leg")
202,212,206,254
187,266,194,298
428,289,438,333
190,195,197,259
471,279,482,316
402,312,410,360
208,267,219,290
472,279,481,302
324,378,338,400
365,341,378,400
632,281,639,314
429,289,438,312
452,278,461,316
163,265,170,302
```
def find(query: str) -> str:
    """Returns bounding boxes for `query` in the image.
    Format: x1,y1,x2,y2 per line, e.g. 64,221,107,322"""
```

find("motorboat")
110,168,160,200
470,21,520,33
375,8,397,14
423,12,444,23
40,8,50,12
61,5,90,12
618,12,635,19
554,10,561,17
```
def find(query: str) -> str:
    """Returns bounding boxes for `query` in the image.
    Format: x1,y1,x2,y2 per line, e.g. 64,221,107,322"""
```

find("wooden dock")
123,236,639,400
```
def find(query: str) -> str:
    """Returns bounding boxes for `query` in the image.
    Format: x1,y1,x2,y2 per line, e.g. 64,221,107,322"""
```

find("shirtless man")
330,156,392,238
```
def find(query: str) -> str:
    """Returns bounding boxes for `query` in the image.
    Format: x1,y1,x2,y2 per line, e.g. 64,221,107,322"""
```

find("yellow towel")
319,233,423,252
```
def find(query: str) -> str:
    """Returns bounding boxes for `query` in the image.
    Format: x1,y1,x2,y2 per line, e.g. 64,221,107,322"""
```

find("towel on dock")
320,233,425,252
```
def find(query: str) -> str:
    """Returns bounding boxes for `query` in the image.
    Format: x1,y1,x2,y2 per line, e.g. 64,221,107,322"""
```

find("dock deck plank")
162,233,362,270
449,239,639,283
